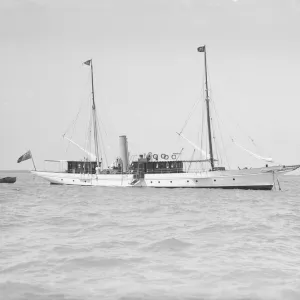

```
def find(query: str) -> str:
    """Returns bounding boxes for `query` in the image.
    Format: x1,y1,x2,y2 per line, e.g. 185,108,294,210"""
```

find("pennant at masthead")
197,46,205,52
83,59,91,66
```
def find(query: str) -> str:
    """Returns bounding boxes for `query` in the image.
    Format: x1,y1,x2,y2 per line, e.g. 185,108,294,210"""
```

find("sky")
0,0,299,170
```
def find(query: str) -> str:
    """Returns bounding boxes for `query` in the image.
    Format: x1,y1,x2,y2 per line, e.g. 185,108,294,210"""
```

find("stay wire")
211,97,230,169
179,96,202,135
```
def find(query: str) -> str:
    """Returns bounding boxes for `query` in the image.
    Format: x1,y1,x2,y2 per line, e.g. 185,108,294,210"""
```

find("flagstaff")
30,151,37,171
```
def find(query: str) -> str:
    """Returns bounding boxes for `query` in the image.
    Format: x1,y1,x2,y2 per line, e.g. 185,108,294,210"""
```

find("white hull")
32,166,296,190
144,169,275,190
32,171,138,187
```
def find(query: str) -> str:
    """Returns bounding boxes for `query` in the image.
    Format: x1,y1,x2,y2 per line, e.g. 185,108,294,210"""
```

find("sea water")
0,171,300,300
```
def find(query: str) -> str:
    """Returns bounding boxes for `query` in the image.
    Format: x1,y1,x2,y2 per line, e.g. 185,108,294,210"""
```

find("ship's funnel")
119,135,129,173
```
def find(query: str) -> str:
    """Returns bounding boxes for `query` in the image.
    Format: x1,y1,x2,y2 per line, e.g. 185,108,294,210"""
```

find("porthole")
233,178,235,181
158,181,160,183
73,180,74,182
61,179,63,181
170,181,172,183
214,179,216,182
187,180,189,183
150,181,153,183
196,180,198,183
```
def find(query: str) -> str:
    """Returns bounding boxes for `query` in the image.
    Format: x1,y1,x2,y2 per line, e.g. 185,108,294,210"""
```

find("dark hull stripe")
151,185,274,190
50,182,273,190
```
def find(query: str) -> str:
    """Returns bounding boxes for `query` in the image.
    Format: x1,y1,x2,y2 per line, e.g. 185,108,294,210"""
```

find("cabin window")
147,163,153,171
159,162,165,169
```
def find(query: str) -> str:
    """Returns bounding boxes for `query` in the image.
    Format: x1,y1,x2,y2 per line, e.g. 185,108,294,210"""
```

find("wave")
60,256,145,270
0,282,80,300
145,238,193,252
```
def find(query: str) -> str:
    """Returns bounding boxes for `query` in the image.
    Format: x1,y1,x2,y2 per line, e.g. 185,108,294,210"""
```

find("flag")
17,150,32,163
197,46,205,52
83,59,91,66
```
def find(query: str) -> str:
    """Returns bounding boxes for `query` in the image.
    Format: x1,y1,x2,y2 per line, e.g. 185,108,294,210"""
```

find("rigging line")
85,95,92,147
96,115,104,157
187,149,195,172
65,95,91,153
200,85,206,159
231,138,274,163
209,97,220,165
102,145,108,169
196,116,202,160
197,80,205,159
96,122,104,164
210,110,220,165
180,71,205,135
212,103,233,169
85,107,93,161
206,69,226,165
93,122,101,163
211,98,270,164
179,97,201,135
63,101,90,152
90,91,109,166
89,94,94,161
211,99,230,168
96,117,108,169
210,95,258,148
96,110,108,138
64,136,96,161
235,122,257,146
63,92,90,137
203,66,210,163
206,63,213,99
97,115,109,165
177,132,207,157
200,100,206,163
202,102,209,168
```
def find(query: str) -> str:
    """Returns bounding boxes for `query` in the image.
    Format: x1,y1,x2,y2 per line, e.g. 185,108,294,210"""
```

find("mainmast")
84,59,101,168
198,45,215,169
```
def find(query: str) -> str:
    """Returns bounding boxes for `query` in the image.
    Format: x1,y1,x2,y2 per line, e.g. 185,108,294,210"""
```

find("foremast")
84,59,101,169
198,45,215,170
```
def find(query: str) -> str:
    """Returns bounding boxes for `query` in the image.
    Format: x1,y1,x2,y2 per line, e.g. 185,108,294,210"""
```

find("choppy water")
1,171,300,300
